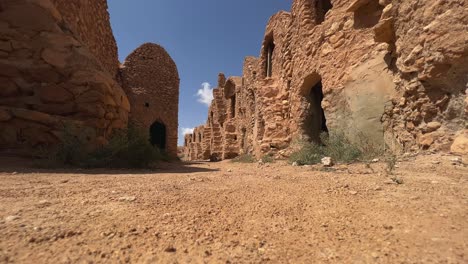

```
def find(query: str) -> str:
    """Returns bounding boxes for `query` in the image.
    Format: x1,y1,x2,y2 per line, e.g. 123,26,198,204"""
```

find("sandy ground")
0,154,467,263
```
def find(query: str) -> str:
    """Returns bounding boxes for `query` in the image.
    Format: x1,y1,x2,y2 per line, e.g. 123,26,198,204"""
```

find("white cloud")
181,127,194,136
196,82,214,107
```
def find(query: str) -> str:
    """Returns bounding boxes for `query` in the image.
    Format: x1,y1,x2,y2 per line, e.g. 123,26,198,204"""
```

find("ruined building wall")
287,0,397,150
119,43,180,157
0,0,130,150
49,0,119,77
185,0,468,160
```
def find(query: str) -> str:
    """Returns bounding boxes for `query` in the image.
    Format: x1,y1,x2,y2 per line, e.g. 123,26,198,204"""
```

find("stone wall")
184,0,468,160
50,0,119,77
0,0,129,151
120,43,180,157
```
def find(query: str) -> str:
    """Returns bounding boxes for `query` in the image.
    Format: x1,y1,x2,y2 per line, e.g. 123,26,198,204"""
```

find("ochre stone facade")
184,0,468,160
120,43,180,157
0,0,179,155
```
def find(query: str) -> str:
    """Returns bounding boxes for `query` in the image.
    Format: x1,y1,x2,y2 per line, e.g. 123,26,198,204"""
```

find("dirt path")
0,154,467,263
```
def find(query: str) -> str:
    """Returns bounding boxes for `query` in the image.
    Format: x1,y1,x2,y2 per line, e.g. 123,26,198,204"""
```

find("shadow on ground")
0,156,219,175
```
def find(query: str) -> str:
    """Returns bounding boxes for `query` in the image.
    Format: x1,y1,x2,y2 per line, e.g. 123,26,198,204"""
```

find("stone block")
38,84,74,103
10,108,58,125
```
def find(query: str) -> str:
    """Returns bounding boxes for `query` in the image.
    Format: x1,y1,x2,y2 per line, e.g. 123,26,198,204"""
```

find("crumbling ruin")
184,0,468,160
0,0,180,157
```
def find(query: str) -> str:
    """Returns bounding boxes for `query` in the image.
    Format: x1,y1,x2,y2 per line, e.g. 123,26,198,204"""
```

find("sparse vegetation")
261,154,275,163
289,131,386,165
385,153,398,175
232,154,256,163
36,123,169,169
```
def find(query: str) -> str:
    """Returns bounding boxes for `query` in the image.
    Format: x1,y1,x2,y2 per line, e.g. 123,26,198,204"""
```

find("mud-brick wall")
120,43,180,157
50,0,119,77
0,0,130,151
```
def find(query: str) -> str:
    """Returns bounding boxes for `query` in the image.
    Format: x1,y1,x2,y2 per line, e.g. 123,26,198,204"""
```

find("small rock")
450,157,462,165
118,196,136,202
292,162,299,167
227,169,232,172
383,224,393,230
5,215,20,222
349,191,358,195
431,160,441,165
321,157,334,167
374,186,382,191
164,246,176,253
38,200,51,207
391,177,404,184
424,122,442,133
372,158,380,163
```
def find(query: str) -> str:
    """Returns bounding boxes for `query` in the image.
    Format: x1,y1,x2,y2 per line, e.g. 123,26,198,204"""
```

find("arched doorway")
150,121,166,150
301,75,329,143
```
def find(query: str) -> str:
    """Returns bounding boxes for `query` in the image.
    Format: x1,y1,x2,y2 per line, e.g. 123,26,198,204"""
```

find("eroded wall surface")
0,0,130,150
50,0,120,77
184,0,467,160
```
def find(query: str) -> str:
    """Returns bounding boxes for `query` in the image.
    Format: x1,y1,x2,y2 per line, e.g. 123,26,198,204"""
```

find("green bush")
232,154,256,163
289,131,383,165
37,124,168,169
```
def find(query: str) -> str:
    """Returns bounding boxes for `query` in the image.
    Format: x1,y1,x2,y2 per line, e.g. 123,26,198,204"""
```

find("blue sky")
108,0,292,145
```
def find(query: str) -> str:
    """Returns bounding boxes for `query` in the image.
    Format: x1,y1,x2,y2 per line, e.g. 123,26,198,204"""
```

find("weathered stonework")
0,0,179,154
120,43,180,157
50,0,120,77
184,0,468,160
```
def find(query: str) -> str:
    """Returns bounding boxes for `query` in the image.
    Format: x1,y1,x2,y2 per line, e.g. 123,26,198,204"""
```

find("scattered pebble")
227,169,232,172
5,215,20,222
321,157,334,167
118,196,137,202
450,157,462,165
349,191,358,195
292,162,299,167
38,200,51,207
164,246,176,253
372,159,380,163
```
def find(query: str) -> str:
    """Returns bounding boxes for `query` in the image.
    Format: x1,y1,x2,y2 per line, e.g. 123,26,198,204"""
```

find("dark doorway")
304,80,328,143
150,121,166,150
315,0,333,25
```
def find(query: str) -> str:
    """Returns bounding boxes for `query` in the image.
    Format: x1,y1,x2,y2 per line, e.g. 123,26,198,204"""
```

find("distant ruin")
0,0,180,157
184,0,468,160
